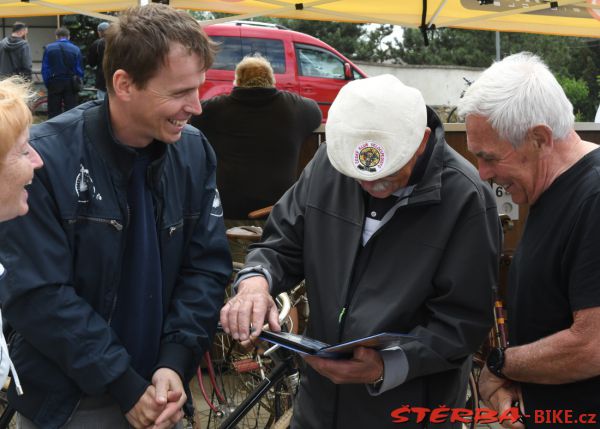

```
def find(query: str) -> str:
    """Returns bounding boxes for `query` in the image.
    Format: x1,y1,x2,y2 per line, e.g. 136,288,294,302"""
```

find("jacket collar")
406,107,445,206
82,98,167,185
230,87,278,105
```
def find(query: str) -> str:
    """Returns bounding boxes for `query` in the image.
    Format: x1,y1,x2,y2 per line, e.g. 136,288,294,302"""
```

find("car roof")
203,22,353,62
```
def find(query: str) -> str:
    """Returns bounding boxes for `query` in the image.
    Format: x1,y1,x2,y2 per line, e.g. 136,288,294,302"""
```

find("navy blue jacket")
41,38,83,85
0,100,231,428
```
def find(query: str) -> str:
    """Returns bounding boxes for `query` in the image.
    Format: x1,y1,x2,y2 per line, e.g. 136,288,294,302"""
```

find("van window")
211,36,243,71
210,36,286,74
295,44,345,79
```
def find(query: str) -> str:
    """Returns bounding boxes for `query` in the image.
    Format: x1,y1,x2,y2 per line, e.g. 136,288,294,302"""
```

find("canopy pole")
495,31,500,61
419,0,429,46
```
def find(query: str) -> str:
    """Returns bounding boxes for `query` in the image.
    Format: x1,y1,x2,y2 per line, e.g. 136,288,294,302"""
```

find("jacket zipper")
68,216,123,231
107,204,129,325
168,220,184,236
63,398,82,427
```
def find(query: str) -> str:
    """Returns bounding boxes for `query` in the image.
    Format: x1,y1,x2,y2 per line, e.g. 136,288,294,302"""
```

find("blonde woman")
0,76,43,394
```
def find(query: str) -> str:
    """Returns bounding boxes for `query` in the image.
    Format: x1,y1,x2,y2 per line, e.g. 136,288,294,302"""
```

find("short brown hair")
234,55,275,88
55,27,69,38
12,22,27,33
0,76,32,163
103,4,217,93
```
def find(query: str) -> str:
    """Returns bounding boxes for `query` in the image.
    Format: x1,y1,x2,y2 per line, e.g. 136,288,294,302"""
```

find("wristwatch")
486,347,507,379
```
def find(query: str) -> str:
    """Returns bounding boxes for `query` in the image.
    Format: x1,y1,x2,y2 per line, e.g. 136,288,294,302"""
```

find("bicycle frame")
218,348,297,429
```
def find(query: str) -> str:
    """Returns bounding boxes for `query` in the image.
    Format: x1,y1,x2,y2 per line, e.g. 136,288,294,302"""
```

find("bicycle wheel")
196,334,283,429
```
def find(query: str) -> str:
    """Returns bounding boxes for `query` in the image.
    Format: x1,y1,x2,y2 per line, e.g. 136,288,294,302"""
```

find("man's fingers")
154,401,182,425
166,389,183,403
264,301,281,334
229,297,253,340
153,378,168,405
153,409,185,429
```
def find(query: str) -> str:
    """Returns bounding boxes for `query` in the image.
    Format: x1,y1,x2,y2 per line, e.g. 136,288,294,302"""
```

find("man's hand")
125,368,186,429
125,385,165,429
479,366,525,429
303,347,383,384
220,276,280,341
152,368,187,428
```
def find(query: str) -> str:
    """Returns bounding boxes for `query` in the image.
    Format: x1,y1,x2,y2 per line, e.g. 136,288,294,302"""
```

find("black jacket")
247,109,500,428
0,100,231,428
192,87,321,218
87,37,106,91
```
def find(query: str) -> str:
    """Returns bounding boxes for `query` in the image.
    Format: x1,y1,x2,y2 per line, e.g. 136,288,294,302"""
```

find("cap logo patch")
354,141,385,173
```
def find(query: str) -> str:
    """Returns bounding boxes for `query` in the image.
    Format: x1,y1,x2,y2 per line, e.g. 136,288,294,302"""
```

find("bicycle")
195,207,306,429
196,295,300,429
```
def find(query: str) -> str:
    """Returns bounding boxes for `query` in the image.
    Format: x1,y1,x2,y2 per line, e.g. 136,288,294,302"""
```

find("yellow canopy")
175,0,600,38
0,0,598,38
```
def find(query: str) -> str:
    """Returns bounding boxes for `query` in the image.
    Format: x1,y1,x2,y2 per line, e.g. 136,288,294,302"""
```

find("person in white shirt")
0,75,44,394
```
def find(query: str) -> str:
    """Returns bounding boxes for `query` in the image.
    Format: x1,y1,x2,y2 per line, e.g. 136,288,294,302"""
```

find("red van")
201,21,368,120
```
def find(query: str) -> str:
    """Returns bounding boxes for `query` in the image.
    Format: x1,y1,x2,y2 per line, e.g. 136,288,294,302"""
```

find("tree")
63,14,116,87
558,76,590,121
401,27,600,120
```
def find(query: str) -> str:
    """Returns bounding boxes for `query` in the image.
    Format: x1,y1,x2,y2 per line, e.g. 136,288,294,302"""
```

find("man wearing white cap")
221,74,501,428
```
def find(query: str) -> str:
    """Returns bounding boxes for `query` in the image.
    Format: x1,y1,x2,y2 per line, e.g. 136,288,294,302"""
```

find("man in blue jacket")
41,26,83,118
0,5,231,429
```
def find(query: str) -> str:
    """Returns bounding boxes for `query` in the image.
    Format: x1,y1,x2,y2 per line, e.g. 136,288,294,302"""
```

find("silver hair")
457,52,574,148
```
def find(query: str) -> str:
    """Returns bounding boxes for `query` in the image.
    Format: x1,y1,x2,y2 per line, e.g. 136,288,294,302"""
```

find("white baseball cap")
326,74,427,181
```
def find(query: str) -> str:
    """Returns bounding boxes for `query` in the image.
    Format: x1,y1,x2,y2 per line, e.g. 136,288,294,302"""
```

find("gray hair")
457,52,574,148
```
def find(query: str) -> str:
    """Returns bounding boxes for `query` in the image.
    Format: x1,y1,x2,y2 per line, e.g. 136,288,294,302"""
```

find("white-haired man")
221,74,501,428
458,52,600,428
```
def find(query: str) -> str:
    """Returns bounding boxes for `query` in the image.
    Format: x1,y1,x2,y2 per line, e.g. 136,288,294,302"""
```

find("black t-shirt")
507,148,600,426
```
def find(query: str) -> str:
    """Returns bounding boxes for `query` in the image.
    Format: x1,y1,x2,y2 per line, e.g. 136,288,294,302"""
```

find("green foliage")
558,76,589,121
401,28,497,67
62,14,116,86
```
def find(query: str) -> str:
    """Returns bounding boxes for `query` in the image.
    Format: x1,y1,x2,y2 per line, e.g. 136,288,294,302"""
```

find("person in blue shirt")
41,27,83,118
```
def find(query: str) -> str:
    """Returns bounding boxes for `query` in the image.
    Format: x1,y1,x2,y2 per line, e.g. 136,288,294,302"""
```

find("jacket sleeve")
21,43,32,79
75,48,84,78
87,40,99,68
0,165,149,410
301,97,322,133
402,191,500,381
154,137,231,382
41,46,50,85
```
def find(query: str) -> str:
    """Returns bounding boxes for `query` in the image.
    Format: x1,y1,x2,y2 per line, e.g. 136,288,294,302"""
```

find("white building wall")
354,61,484,108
